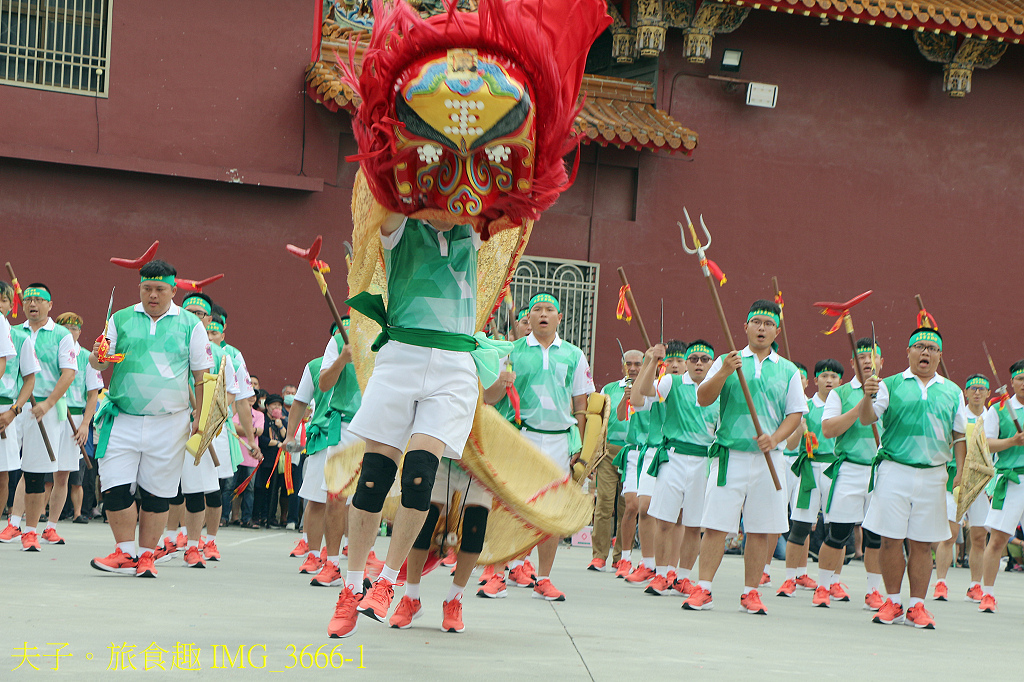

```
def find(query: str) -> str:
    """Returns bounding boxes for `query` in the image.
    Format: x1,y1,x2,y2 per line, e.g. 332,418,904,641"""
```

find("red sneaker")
184,545,206,568
523,558,537,579
794,574,817,590
625,565,655,586
328,587,362,638
645,574,674,596
40,527,65,545
905,603,936,629
932,581,948,601
674,577,695,596
198,538,206,552
358,578,396,621
477,573,508,599
478,565,496,585
136,551,158,578
864,589,885,612
587,557,606,571
965,584,984,603
682,586,713,611
342,544,349,557
440,549,457,568
759,571,771,587
830,582,851,602
153,544,176,565
776,579,796,597
299,552,322,574
175,531,186,550
872,599,905,625
290,538,309,558
161,536,177,555
90,547,137,574
979,593,997,613
812,585,831,608
203,539,221,562
740,590,768,615
442,597,465,632
508,565,535,588
364,551,385,580
20,530,41,552
389,596,423,629
0,522,21,543
312,560,343,587
532,578,565,601
614,559,633,578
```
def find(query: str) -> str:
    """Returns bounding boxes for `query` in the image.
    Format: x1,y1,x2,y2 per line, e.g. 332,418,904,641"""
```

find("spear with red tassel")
286,235,348,344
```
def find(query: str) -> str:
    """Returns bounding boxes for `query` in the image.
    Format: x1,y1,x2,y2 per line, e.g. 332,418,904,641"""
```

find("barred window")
0,0,112,97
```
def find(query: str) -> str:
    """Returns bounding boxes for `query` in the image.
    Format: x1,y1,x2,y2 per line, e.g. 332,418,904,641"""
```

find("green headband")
798,367,808,378
665,352,686,360
22,286,50,302
529,293,560,312
1012,368,1024,380
816,367,842,378
854,344,881,359
517,309,528,321
183,296,212,314
141,275,176,286
966,376,990,390
686,343,714,359
747,309,780,327
909,330,942,351
206,321,224,333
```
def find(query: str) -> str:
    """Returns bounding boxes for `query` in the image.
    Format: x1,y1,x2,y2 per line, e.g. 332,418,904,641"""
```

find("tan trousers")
592,445,623,562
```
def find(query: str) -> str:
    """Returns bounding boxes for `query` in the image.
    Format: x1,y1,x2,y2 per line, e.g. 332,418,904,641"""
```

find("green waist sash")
68,407,85,416
647,440,710,477
0,397,13,406
991,466,1024,510
516,420,572,436
791,452,816,509
347,291,512,389
93,399,120,460
946,461,957,494
869,449,941,492
822,454,867,512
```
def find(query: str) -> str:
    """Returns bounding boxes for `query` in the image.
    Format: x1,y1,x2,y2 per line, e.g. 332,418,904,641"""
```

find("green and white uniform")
613,396,654,495
601,379,630,450
946,409,990,525
821,376,881,523
0,317,39,471
20,318,77,474
862,369,965,543
982,396,1024,535
700,347,808,535
96,303,212,499
788,393,837,523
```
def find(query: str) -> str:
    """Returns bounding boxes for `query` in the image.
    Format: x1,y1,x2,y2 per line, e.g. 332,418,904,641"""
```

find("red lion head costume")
344,0,611,239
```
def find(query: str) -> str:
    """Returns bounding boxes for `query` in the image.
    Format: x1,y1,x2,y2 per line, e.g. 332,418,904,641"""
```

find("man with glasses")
859,327,966,629
684,300,806,615
634,339,719,597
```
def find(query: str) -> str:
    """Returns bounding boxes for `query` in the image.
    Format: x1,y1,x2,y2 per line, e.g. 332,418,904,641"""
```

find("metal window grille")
0,0,112,97
497,256,600,366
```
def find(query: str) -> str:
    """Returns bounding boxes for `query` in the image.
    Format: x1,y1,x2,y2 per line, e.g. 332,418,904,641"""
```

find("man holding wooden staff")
683,300,806,615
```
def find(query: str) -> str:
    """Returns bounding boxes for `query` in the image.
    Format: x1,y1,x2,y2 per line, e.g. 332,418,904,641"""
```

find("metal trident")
679,207,713,276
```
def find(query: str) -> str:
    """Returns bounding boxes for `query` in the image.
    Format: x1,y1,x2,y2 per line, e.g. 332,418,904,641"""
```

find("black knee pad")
103,483,135,512
205,491,222,508
787,520,813,546
23,471,46,494
824,522,855,549
352,452,399,514
400,450,440,512
862,528,881,550
460,505,489,555
184,492,206,513
139,487,170,514
413,504,442,551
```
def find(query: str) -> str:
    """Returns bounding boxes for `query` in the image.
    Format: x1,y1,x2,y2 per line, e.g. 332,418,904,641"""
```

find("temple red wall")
1,4,1022,390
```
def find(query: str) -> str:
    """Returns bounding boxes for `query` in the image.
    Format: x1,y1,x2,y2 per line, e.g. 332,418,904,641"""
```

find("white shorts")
863,460,950,543
348,341,478,460
522,429,570,473
214,426,234,479
432,459,492,508
790,461,830,524
701,450,789,535
180,444,220,494
784,454,798,502
620,448,641,495
822,461,872,524
984,479,1024,536
300,448,330,504
637,448,657,498
648,451,709,527
947,489,990,526
0,404,22,471
58,413,86,472
98,410,191,499
19,405,61,474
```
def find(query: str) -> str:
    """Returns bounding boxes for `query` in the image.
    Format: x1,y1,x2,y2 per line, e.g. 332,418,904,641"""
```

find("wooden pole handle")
66,412,93,470
319,269,349,344
27,396,56,462
616,267,652,350
771,276,793,361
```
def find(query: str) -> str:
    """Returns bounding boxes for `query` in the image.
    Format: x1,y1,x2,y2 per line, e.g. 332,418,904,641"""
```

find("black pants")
252,466,275,524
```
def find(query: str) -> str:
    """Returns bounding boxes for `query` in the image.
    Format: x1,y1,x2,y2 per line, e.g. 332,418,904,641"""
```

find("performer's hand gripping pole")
286,236,348,344
679,210,781,491
984,342,1024,434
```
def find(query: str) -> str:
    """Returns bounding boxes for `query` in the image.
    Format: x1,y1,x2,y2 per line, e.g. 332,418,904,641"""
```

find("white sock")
509,559,525,570
117,541,136,557
346,571,364,592
688,568,699,581
818,569,835,588
656,565,669,577
163,531,174,542
697,580,712,592
982,585,995,596
380,565,400,584
45,521,56,531
888,593,902,605
970,581,980,588
936,578,946,585
742,586,753,595
796,566,808,578
328,555,340,567
206,531,217,540
537,575,549,582
187,540,199,548
23,526,36,534
908,597,923,608
642,557,655,570
406,583,421,600
139,547,155,557
10,515,21,528
446,583,464,602
866,572,882,594
623,550,633,563
785,567,798,581
764,564,771,574
177,526,186,535
341,535,347,546
302,532,308,542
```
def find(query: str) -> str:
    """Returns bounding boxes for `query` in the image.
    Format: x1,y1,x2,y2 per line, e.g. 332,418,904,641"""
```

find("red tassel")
284,452,294,494
917,309,938,329
804,431,819,457
616,285,633,322
707,260,727,286
234,466,260,498
266,448,283,489
507,385,522,424
774,291,784,309
822,310,847,336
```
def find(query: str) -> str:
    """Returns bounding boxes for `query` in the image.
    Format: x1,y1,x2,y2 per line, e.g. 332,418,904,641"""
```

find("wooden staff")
914,294,951,379
66,413,93,470
984,342,1023,434
5,262,55,462
616,267,652,350
286,235,348,343
771,276,793,360
679,211,781,490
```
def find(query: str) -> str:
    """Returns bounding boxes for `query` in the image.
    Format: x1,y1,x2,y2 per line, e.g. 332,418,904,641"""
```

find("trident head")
679,207,712,256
